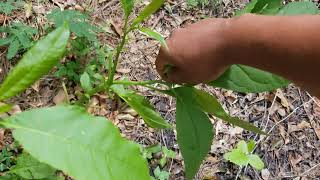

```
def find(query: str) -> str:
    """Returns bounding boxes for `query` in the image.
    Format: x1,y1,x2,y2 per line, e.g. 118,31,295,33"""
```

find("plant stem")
106,18,129,89
113,80,164,86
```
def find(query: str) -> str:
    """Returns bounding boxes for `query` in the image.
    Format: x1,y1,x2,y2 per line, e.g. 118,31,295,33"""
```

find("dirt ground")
1,0,320,179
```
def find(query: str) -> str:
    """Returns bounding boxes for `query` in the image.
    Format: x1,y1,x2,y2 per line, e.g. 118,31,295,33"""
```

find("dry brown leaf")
116,114,135,121
24,2,33,18
53,89,67,105
8,105,21,115
116,68,131,74
31,80,41,92
297,121,311,130
276,89,290,108
261,169,270,180
122,108,138,116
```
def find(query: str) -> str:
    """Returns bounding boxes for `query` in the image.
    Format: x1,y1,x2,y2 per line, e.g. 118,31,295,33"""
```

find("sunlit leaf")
191,88,266,134
111,85,171,129
248,154,264,170
138,27,167,48
0,24,70,100
2,106,151,180
132,0,165,27
209,65,289,93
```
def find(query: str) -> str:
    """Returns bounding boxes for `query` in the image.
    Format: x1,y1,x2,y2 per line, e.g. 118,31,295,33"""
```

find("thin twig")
300,162,320,176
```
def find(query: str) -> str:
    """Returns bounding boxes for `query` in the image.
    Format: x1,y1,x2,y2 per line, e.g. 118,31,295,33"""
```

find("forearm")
224,14,320,96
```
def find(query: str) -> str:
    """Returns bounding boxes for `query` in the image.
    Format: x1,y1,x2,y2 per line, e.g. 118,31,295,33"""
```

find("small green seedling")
0,22,38,59
159,147,175,167
153,166,170,180
0,0,23,15
224,140,264,170
47,9,102,42
143,144,176,167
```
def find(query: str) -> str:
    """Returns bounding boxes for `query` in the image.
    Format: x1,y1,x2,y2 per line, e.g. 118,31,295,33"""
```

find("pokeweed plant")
0,0,318,180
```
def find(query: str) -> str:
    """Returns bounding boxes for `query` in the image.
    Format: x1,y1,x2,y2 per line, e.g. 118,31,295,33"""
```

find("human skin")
156,14,320,97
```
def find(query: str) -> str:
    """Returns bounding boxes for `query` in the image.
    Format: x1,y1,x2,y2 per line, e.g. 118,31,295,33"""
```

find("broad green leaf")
173,87,213,180
10,152,56,179
120,0,134,18
0,24,70,101
277,1,319,15
111,85,171,129
235,0,258,16
80,72,92,92
247,140,255,153
237,140,248,154
224,149,249,166
2,106,150,180
132,0,165,27
7,38,20,59
236,0,281,16
0,103,13,114
209,65,289,93
138,27,168,49
248,154,264,170
191,88,266,134
251,0,281,15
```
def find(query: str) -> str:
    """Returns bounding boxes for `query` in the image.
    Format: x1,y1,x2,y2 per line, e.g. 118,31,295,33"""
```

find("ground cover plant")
0,0,319,179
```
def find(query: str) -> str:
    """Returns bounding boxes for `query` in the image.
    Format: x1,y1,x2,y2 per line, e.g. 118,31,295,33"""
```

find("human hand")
155,18,232,84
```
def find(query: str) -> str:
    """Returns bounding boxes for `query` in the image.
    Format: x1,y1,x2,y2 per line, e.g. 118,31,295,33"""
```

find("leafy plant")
9,152,57,179
0,0,318,180
0,145,16,172
0,22,38,59
0,0,23,15
143,144,176,168
224,140,264,170
153,166,170,180
47,9,102,41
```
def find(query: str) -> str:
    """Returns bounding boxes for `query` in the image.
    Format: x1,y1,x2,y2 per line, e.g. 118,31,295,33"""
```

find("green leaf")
153,166,169,180
7,38,20,59
0,103,13,114
138,27,168,49
237,140,248,154
132,0,165,27
143,144,162,159
235,0,258,16
2,106,151,180
80,72,92,92
252,0,281,15
173,86,213,180
248,154,264,170
120,0,134,18
247,140,255,153
191,88,266,134
0,38,12,46
277,1,319,15
111,85,171,129
47,9,101,41
10,152,56,179
209,65,289,93
0,24,70,101
236,0,281,16
224,149,249,166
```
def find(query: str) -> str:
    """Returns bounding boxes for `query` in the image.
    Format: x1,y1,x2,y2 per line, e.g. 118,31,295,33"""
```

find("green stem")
113,80,164,86
106,18,130,89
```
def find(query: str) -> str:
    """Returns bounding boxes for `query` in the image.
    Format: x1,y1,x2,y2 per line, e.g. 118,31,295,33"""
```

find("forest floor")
1,0,320,179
